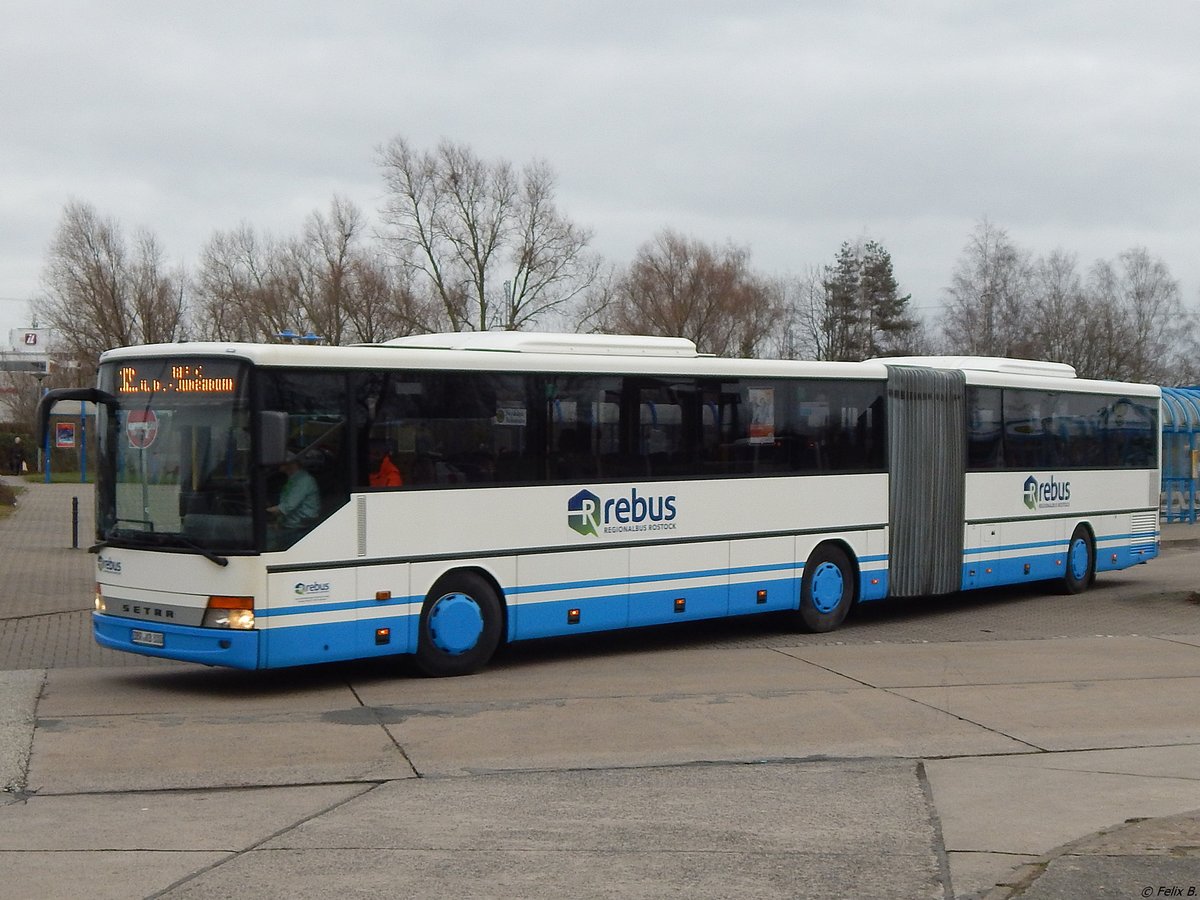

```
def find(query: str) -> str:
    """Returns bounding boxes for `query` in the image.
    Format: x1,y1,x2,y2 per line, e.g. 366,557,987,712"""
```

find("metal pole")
72,496,79,549
43,387,51,484
80,400,87,483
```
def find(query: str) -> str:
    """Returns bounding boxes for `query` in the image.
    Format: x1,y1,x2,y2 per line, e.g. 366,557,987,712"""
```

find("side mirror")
36,388,116,445
258,411,289,466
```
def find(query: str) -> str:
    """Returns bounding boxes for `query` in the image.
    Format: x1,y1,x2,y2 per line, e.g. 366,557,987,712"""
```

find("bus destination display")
117,361,240,396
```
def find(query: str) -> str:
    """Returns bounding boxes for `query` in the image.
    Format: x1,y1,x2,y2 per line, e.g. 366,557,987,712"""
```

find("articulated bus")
38,332,1161,676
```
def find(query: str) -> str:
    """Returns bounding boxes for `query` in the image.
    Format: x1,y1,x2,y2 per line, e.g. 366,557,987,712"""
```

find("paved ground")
2,476,1199,898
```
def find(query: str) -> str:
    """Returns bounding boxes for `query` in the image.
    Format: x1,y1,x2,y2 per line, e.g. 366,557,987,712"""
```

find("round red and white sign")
127,409,159,449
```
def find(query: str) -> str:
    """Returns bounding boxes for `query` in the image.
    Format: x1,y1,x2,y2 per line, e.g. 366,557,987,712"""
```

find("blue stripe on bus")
962,532,1158,558
505,561,802,598
258,597,416,619
257,553,892,628
961,540,1157,587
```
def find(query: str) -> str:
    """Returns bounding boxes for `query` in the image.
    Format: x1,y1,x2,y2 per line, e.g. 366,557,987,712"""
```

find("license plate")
131,629,164,648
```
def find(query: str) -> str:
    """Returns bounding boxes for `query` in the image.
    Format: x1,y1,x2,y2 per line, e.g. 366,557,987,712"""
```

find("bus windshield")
96,358,254,554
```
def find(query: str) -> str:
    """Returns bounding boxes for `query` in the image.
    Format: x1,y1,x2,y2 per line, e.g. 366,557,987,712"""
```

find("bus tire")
798,544,855,633
1062,524,1095,594
415,572,503,677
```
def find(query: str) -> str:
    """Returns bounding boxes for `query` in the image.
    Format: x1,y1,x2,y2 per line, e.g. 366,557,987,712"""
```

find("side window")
1003,390,1054,468
638,380,691,477
259,370,350,549
1057,393,1103,467
722,379,885,475
547,375,621,481
967,387,1003,470
818,380,886,472
1099,396,1158,468
371,371,538,487
724,380,794,474
997,389,1157,471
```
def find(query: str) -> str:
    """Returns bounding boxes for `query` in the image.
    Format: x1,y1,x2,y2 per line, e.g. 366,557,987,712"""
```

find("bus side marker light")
375,591,391,602
674,598,686,613
203,596,255,630
756,590,767,605
375,627,390,645
869,578,880,586
1111,553,1118,564
567,608,581,625
1023,564,1031,575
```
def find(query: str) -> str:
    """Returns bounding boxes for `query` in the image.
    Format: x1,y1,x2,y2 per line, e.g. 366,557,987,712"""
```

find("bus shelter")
1161,387,1200,523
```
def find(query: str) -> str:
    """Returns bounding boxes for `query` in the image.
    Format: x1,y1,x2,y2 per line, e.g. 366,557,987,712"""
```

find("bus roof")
98,335,1159,396
99,336,888,380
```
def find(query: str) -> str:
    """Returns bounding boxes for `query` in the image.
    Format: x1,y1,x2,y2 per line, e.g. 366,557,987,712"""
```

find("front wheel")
1061,525,1095,594
797,544,856,633
415,572,503,677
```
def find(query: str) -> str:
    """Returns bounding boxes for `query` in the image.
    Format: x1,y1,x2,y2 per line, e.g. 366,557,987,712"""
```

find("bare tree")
341,247,432,343
503,161,601,331
193,225,300,341
286,198,360,345
36,201,186,372
377,137,597,331
1025,249,1101,369
940,218,1033,357
601,230,779,357
285,197,429,344
1084,248,1186,383
567,264,620,335
769,267,825,360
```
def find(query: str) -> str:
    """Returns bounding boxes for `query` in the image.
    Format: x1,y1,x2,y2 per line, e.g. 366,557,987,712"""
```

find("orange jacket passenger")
369,454,403,487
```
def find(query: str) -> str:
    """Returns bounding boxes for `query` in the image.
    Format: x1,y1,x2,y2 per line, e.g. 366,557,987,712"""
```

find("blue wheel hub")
810,561,845,614
428,592,485,655
1069,537,1089,580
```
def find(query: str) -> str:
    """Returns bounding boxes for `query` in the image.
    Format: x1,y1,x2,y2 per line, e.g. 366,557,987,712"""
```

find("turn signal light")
203,595,255,630
94,583,106,612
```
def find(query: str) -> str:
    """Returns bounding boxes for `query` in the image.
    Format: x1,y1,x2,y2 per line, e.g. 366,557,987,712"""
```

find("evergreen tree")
820,242,862,361
859,240,917,356
817,239,917,360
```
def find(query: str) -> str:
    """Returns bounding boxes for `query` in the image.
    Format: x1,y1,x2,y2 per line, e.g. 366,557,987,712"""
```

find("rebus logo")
294,581,331,596
1023,475,1071,510
97,556,122,574
567,487,678,537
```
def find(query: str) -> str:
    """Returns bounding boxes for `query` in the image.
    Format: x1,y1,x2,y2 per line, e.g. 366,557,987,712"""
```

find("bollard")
72,496,79,549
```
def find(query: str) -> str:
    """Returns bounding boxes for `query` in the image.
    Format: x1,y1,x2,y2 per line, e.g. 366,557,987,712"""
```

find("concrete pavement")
2,475,1199,898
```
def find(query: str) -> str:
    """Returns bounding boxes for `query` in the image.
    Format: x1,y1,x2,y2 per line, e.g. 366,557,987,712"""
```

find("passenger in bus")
368,441,403,487
267,454,320,532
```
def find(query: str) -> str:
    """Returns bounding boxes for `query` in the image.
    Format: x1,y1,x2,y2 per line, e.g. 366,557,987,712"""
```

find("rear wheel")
415,572,503,677
797,544,856,633
1062,524,1094,594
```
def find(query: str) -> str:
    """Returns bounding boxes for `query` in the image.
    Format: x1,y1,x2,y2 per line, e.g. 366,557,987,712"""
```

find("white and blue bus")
38,332,1161,676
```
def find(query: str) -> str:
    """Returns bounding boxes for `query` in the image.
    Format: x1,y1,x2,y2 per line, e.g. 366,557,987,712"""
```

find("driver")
267,454,319,531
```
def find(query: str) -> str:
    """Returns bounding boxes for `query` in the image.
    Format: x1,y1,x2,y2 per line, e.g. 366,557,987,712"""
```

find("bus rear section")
881,360,1159,601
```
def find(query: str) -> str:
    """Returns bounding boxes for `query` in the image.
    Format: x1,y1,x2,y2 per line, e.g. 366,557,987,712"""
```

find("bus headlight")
202,596,256,629
94,584,106,612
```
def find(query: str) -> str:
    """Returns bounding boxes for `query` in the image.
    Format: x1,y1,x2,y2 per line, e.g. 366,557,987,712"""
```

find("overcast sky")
2,1,1198,344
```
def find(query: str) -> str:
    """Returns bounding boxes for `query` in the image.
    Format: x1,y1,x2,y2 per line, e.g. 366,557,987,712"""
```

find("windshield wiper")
102,530,229,567
174,535,230,568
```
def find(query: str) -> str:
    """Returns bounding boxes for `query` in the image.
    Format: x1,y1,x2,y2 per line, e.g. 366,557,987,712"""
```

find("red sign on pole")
126,410,159,449
55,422,76,448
